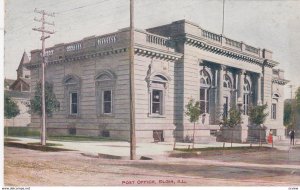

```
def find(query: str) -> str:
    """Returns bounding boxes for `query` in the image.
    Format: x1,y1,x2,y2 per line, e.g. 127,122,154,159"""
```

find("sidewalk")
5,136,299,159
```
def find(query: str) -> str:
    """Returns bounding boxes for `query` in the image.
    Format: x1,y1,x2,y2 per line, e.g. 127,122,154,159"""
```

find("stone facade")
27,20,288,142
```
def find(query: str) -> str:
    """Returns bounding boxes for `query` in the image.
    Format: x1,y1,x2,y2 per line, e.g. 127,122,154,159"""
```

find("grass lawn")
27,142,63,146
170,146,274,158
174,146,273,152
4,142,72,152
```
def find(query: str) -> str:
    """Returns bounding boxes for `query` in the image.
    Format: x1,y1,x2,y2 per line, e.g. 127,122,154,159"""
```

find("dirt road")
4,147,300,186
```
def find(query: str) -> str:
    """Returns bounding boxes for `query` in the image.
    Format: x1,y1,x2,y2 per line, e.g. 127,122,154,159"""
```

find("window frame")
243,93,250,115
69,91,78,115
95,70,116,117
200,87,210,114
102,89,113,115
199,69,211,114
271,103,277,119
151,89,164,115
63,74,81,118
147,73,170,118
243,78,251,115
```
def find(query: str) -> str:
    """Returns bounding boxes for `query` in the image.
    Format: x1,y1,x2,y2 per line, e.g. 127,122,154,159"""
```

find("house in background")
26,20,288,142
4,52,31,128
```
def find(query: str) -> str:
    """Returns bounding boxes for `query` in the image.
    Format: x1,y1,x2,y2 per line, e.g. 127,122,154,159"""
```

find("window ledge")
67,114,80,119
148,114,166,118
98,114,115,118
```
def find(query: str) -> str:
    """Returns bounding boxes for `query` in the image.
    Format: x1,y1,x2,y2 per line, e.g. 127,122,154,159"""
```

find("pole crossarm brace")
34,18,55,26
34,8,55,17
33,28,55,34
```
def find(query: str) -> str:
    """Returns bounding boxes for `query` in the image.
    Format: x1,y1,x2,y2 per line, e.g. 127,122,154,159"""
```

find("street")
4,144,300,186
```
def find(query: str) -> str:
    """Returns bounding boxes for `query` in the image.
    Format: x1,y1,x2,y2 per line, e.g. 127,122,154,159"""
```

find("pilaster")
257,73,262,105
218,65,225,120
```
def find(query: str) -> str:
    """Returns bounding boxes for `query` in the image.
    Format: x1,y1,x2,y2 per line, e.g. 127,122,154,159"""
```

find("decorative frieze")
264,59,279,68
272,78,289,85
66,43,82,52
97,35,117,45
134,47,182,61
146,34,168,46
45,49,54,56
185,37,263,66
26,48,128,69
245,45,259,54
202,29,221,43
225,38,242,49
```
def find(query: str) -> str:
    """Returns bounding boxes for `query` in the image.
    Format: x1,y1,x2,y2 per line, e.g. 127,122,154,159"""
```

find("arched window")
147,72,170,116
63,74,80,116
200,69,211,113
223,74,232,89
243,78,251,115
95,70,116,115
271,93,280,119
200,70,211,87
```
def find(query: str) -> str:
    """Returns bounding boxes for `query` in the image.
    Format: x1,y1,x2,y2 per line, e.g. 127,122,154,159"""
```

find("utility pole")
129,0,136,160
222,0,225,35
33,8,55,146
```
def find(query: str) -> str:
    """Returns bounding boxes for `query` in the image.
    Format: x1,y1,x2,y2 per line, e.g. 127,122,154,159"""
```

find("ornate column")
218,65,225,119
238,69,246,101
257,73,262,105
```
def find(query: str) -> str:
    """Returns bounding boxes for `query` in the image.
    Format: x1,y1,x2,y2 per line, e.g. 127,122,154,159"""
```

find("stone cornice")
272,77,289,85
26,47,128,69
177,34,264,66
264,59,279,68
172,34,283,68
134,44,182,61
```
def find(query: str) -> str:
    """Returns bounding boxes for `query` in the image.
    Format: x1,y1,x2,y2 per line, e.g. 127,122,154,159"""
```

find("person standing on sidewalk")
289,130,295,145
268,130,273,144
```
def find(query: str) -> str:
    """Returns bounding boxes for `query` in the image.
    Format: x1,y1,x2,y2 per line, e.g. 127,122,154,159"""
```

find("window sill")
148,114,166,118
98,114,115,118
67,114,80,119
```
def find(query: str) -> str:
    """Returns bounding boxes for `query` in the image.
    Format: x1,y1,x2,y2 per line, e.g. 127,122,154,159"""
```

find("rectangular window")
271,103,276,119
103,90,112,114
200,88,209,114
152,89,163,115
243,94,249,115
70,92,78,114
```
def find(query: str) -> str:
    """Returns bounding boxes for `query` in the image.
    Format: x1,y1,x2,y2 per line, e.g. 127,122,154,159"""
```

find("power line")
55,0,111,14
222,0,225,35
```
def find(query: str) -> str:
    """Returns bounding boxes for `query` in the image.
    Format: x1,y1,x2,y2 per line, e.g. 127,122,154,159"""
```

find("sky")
3,0,300,99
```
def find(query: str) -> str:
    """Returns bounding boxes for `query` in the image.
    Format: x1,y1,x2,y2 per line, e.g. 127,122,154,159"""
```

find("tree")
185,98,201,149
248,104,268,125
296,87,300,113
4,93,20,119
248,104,268,146
284,101,292,127
4,93,20,137
29,81,60,145
222,106,242,147
29,81,60,116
